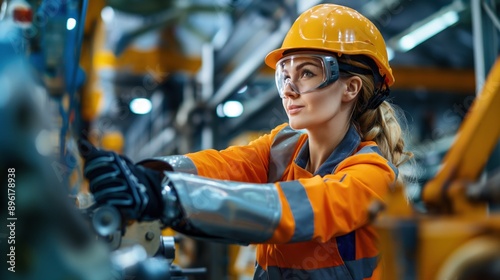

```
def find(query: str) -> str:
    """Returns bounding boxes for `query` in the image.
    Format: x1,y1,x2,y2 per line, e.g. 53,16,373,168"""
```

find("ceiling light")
216,103,225,117
237,85,248,94
397,10,459,52
220,101,243,118
130,98,152,115
35,129,53,156
101,6,114,24
386,47,395,61
66,18,76,30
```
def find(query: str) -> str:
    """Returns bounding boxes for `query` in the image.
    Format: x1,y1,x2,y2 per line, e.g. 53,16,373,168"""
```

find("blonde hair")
338,56,413,170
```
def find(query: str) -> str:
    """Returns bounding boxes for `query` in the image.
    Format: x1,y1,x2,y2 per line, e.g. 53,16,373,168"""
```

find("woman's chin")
288,120,306,130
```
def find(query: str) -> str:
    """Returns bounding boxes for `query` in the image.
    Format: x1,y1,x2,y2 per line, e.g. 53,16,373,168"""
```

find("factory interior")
1,0,500,279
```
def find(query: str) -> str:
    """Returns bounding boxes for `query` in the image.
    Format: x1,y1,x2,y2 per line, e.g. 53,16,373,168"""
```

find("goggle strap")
361,56,391,109
339,56,391,110
317,56,340,89
364,81,390,110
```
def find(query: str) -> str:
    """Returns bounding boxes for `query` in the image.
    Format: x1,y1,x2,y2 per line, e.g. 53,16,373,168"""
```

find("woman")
80,4,412,279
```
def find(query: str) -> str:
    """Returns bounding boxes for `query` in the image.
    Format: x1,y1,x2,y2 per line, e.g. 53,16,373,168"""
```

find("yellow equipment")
377,56,500,280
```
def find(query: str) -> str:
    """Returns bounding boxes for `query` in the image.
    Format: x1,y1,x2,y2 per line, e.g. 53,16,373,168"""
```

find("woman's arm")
163,144,396,244
139,124,289,183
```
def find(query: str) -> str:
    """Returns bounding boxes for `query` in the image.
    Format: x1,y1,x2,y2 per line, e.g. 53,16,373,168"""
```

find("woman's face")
279,55,350,130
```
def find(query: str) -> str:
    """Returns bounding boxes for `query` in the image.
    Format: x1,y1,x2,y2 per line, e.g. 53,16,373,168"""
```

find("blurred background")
0,0,499,279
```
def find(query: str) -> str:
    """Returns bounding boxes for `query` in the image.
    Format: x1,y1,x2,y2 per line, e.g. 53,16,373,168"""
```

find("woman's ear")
342,76,362,103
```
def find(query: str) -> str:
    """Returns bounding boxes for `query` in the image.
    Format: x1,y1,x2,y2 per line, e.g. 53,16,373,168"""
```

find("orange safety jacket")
144,123,398,280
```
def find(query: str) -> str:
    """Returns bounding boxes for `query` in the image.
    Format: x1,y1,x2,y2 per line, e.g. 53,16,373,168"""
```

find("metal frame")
472,0,500,94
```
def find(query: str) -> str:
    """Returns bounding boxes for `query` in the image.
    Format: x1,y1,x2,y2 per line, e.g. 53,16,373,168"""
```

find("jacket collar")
295,125,361,176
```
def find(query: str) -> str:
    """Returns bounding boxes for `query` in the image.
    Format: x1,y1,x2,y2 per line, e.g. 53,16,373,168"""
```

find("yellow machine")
377,56,500,280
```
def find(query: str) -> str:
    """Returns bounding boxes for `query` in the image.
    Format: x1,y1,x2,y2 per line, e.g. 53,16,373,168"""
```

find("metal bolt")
145,231,155,241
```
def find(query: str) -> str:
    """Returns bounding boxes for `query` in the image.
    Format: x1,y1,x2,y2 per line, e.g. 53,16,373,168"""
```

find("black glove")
78,138,164,221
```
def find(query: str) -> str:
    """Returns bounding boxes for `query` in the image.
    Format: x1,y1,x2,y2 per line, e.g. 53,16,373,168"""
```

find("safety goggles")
275,54,341,98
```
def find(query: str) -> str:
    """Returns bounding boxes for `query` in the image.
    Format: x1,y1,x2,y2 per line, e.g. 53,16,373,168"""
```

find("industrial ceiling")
73,0,499,159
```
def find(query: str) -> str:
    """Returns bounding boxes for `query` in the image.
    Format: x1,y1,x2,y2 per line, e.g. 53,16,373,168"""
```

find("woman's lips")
287,105,303,115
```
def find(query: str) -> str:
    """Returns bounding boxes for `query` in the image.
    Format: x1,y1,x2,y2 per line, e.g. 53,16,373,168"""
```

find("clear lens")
275,55,329,98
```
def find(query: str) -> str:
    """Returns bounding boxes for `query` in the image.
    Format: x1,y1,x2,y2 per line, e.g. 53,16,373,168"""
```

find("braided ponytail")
339,56,413,170
356,101,410,168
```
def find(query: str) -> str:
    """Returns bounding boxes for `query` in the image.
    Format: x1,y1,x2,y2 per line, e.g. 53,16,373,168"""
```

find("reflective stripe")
254,255,377,280
345,255,379,280
254,264,354,280
268,126,303,182
280,181,314,242
355,145,382,156
143,155,198,175
354,145,399,180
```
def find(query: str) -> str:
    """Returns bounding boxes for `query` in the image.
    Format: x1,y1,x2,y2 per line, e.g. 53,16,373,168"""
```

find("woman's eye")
301,70,315,78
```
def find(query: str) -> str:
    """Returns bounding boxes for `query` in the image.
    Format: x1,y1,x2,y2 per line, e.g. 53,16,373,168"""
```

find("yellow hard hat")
265,4,395,86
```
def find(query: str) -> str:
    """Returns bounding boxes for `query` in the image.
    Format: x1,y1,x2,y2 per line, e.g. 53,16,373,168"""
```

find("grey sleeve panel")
137,155,198,175
164,171,282,244
268,125,302,183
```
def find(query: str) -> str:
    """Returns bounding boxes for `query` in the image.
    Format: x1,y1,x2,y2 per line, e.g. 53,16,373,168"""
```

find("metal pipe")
482,1,500,31
471,0,486,94
207,16,291,109
225,86,279,131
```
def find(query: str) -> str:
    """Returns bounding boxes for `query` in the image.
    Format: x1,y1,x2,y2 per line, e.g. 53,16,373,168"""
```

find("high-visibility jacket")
142,123,398,280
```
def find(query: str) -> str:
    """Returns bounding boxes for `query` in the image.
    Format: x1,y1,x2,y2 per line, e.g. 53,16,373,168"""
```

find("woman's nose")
282,80,299,98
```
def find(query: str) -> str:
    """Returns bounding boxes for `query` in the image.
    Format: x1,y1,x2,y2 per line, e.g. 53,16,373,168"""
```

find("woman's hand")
78,139,163,221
